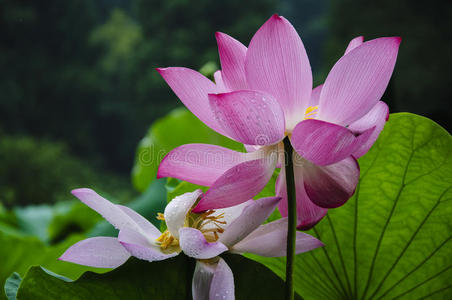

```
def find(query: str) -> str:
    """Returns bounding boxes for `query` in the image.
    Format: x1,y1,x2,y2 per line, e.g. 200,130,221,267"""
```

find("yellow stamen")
304,105,319,119
195,210,227,242
156,212,165,220
156,230,179,249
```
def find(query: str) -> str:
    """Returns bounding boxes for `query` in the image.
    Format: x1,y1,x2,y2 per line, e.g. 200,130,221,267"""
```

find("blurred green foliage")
0,136,134,208
0,0,277,174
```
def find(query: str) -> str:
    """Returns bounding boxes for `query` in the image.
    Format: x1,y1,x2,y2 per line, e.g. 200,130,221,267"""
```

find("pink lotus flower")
157,14,400,229
59,189,322,299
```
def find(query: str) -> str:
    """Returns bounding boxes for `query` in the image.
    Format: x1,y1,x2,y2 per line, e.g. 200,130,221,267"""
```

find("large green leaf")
1,179,168,300
132,107,243,192
0,232,108,300
16,254,299,300
250,113,452,299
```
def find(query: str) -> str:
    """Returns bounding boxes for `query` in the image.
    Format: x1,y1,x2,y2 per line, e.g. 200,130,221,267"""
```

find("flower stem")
283,136,297,300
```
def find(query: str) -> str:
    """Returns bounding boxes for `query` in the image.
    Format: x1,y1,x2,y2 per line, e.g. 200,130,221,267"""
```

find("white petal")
165,189,203,238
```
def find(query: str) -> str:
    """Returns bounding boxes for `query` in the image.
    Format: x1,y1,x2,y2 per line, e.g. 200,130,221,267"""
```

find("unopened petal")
59,237,130,268
276,159,327,230
303,156,360,208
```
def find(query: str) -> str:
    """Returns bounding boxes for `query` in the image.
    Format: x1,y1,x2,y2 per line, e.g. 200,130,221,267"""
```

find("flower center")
304,105,319,119
191,210,226,242
154,210,226,250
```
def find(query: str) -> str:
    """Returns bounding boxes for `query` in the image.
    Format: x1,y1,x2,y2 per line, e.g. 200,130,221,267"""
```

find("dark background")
1,0,451,207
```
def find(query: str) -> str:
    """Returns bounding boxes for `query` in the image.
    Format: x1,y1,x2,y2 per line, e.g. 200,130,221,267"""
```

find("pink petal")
157,144,250,186
276,159,327,230
318,37,401,126
245,14,312,129
214,70,227,92
165,190,203,239
349,101,389,158
156,67,226,135
209,258,234,300
118,228,179,262
219,197,281,247
59,237,130,268
303,156,360,208
178,228,228,259
71,188,141,233
344,36,364,55
291,119,360,166
193,155,277,212
215,32,248,91
117,205,162,239
209,90,285,145
231,218,323,256
309,84,323,107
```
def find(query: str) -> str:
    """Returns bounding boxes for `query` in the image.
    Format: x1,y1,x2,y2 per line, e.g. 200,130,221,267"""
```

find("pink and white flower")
59,189,322,299
157,15,399,229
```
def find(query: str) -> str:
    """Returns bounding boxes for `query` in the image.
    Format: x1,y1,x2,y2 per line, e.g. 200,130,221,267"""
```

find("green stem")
283,136,297,300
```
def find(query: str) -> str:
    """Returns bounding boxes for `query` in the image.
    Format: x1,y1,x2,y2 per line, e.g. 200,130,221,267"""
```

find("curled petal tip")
267,196,282,205
71,188,92,196
271,13,282,20
155,67,169,74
